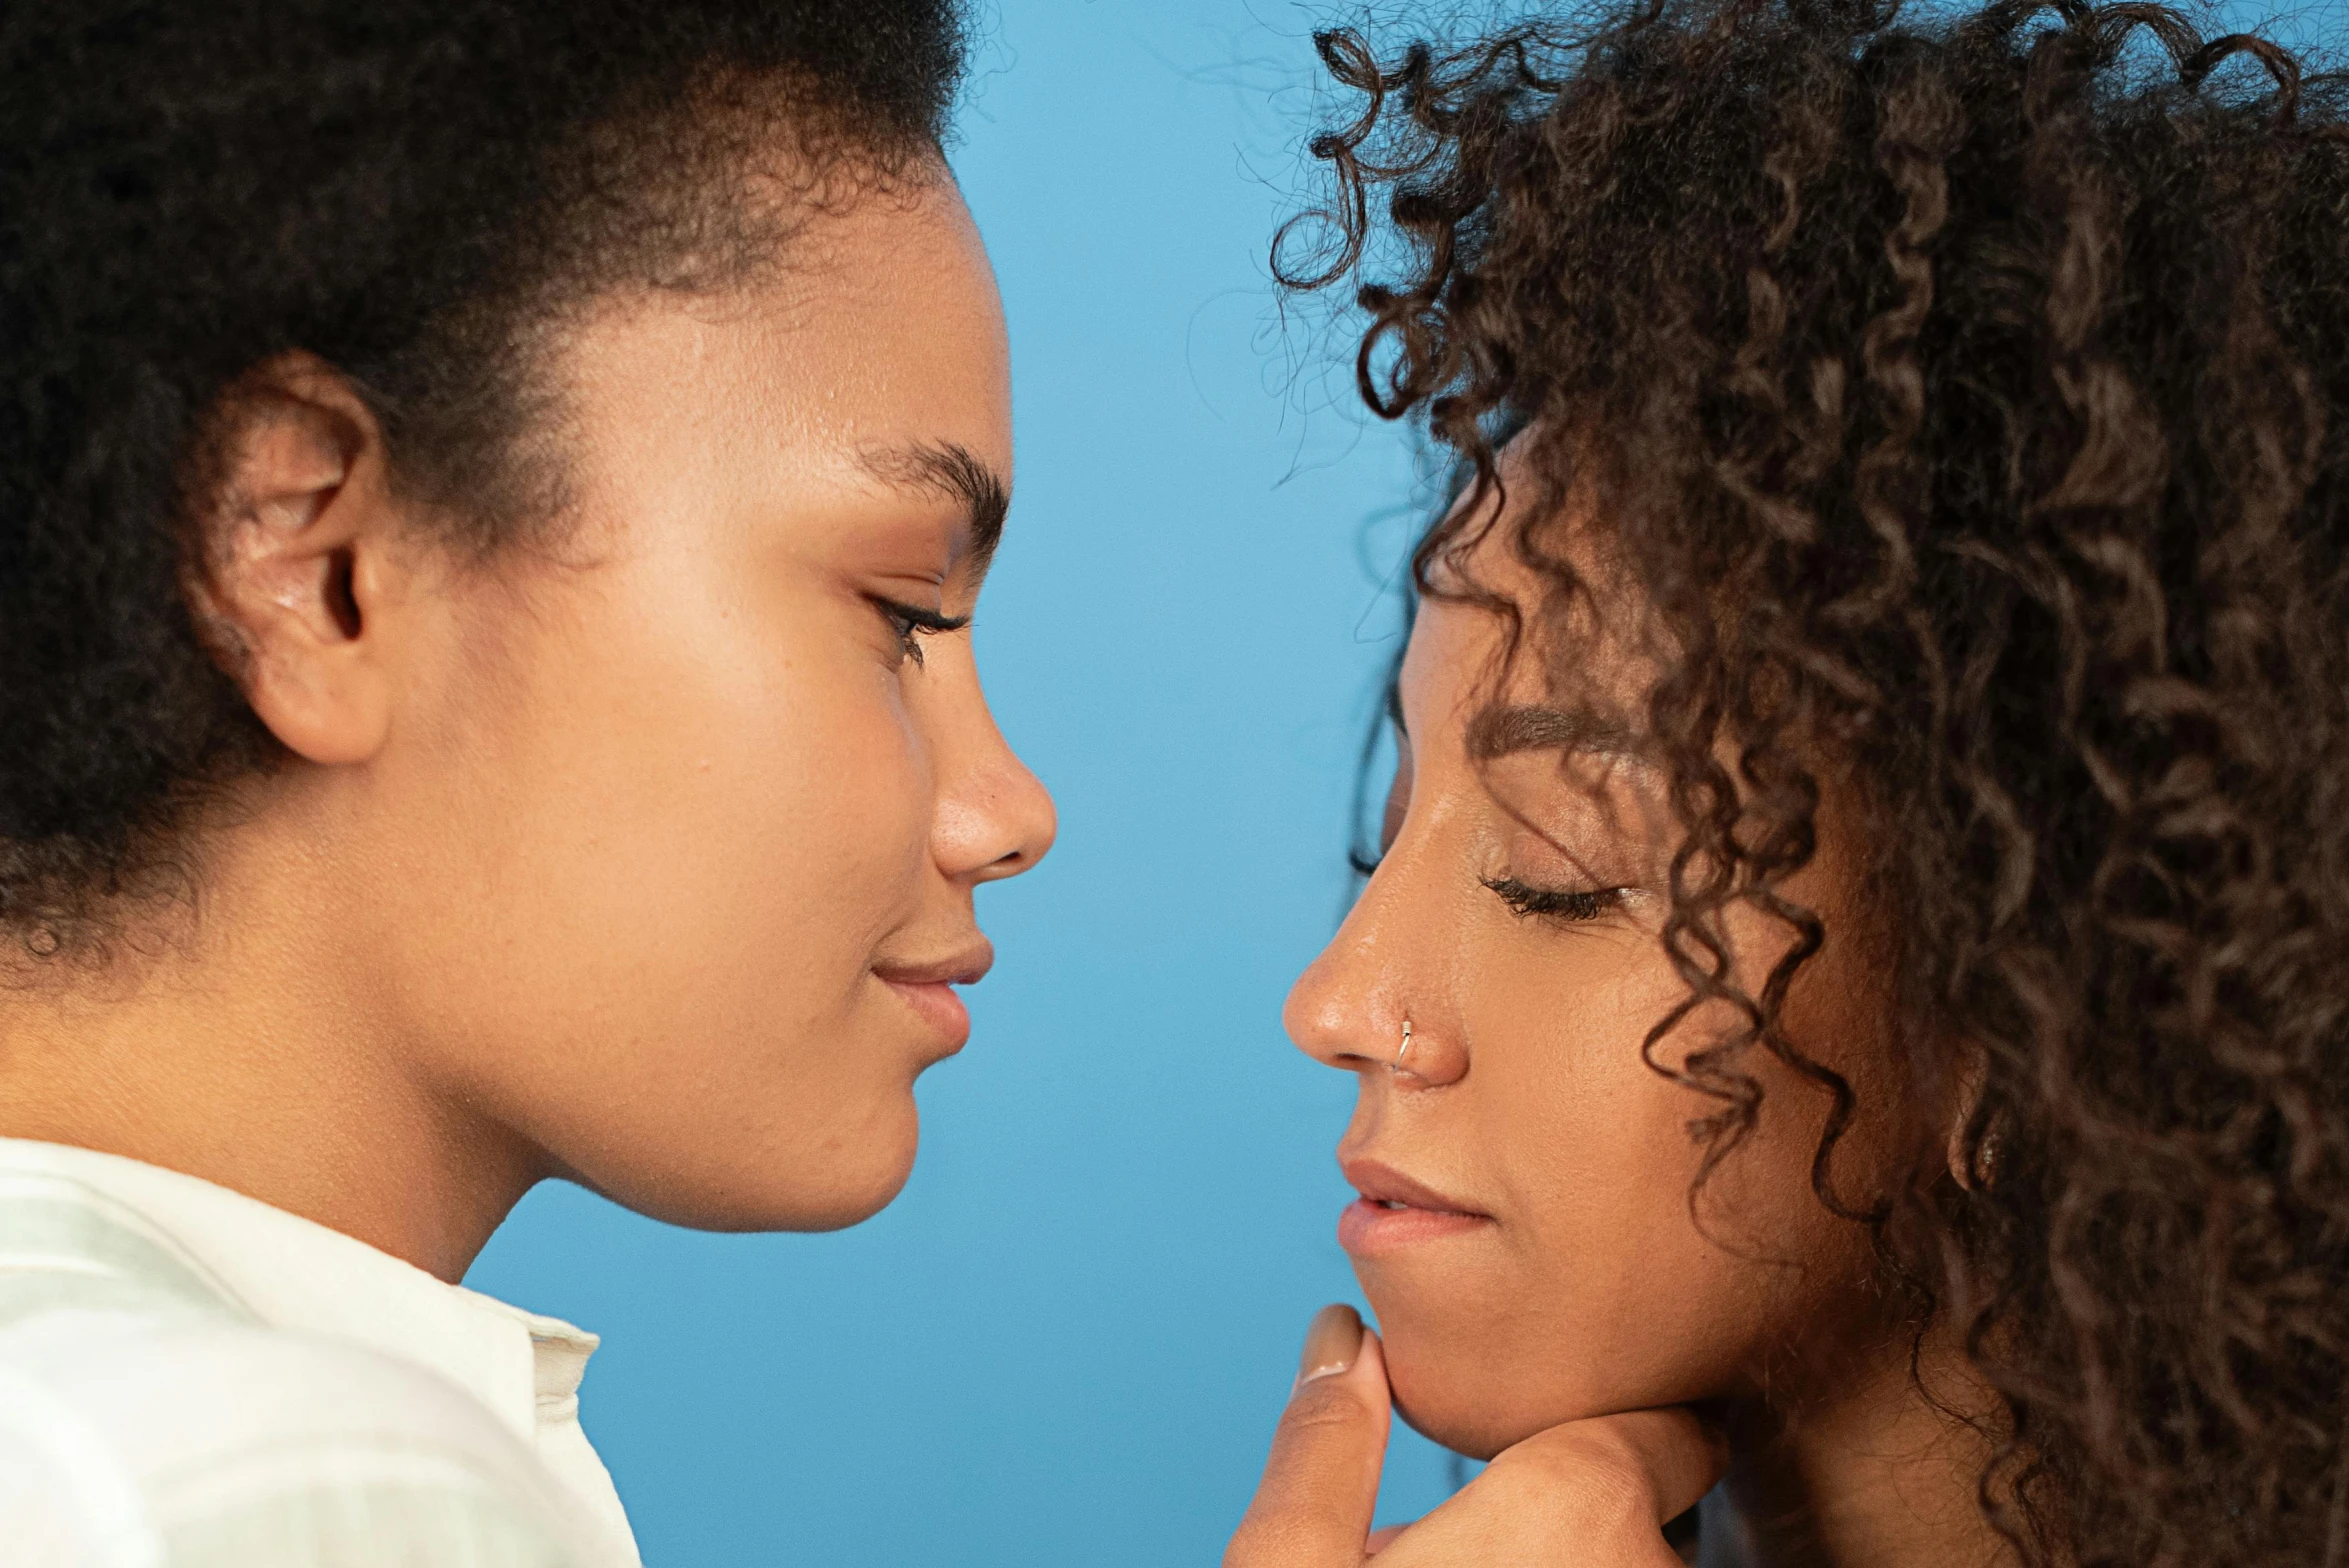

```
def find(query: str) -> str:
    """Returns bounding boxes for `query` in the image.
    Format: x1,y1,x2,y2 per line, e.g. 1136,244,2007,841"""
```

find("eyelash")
873,597,971,668
1482,876,1625,923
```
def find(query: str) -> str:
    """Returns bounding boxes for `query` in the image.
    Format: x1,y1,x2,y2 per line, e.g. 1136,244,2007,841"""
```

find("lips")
1338,1155,1494,1257
871,941,994,991
873,939,994,1053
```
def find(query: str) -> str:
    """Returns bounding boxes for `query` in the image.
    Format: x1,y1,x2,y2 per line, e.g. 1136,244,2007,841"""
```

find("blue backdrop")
466,4,1447,1562
471,1,2323,1557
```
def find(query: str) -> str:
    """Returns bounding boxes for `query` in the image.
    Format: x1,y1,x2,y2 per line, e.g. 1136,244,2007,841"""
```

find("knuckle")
1569,1464,1655,1534
1491,1429,1653,1526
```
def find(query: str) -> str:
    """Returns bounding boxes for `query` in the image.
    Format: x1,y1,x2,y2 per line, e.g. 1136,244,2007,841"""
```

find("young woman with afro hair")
0,4,1057,1563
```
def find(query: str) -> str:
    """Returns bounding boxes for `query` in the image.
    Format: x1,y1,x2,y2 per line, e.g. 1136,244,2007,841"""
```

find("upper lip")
1340,1154,1489,1217
872,939,995,989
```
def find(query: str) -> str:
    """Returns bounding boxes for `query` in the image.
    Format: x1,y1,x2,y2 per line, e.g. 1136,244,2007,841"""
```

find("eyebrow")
1467,704,1657,765
858,441,1010,578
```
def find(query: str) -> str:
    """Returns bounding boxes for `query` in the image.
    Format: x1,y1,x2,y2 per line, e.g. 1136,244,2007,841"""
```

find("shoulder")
0,1310,604,1567
0,1149,620,1565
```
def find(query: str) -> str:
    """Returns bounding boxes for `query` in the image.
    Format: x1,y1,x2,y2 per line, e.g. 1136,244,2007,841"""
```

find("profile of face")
209,168,1054,1236
1285,471,1919,1459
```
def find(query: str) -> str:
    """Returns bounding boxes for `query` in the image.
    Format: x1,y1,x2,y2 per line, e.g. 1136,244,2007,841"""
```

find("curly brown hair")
1282,1,2349,1562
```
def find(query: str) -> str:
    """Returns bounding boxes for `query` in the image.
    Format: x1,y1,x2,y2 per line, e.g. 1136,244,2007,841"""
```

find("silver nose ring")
1394,1020,1413,1072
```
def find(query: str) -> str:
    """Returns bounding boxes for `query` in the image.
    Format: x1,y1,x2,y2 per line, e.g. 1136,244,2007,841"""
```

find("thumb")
1225,1304,1392,1568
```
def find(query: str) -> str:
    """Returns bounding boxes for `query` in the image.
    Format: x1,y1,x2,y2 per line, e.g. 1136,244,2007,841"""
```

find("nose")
1283,851,1465,1086
929,660,1056,886
1284,919,1393,1077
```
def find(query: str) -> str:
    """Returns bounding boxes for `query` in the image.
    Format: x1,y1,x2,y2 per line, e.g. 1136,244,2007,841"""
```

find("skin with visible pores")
1284,463,2001,1565
0,169,1055,1283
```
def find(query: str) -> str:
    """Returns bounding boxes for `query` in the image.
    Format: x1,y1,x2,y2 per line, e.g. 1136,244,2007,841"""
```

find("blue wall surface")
466,4,1449,1562
470,1,2326,1559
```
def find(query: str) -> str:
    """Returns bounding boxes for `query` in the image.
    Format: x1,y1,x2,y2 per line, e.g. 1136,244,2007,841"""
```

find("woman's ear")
1945,1046,1991,1192
184,353,416,767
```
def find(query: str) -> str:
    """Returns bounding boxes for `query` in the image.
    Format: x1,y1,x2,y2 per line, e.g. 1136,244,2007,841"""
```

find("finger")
1508,1408,1725,1526
1374,1408,1724,1568
1224,1304,1392,1568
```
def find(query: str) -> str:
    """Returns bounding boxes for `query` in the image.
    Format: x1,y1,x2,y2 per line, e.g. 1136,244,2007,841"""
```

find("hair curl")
0,0,969,955
1285,1,2349,1561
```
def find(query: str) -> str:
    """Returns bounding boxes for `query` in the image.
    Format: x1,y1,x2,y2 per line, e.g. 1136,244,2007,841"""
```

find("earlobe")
1945,1048,1992,1192
185,355,404,767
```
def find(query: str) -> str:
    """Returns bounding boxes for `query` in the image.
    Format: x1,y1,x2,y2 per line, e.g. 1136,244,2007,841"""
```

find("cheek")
549,663,926,994
472,608,924,953
365,578,937,1176
1365,939,1882,1457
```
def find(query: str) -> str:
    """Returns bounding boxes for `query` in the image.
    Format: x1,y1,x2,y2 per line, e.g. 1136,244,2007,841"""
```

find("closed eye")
1482,876,1625,922
873,597,971,668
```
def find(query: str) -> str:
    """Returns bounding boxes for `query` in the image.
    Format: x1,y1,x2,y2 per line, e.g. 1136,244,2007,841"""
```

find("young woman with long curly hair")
1229,2,2349,1564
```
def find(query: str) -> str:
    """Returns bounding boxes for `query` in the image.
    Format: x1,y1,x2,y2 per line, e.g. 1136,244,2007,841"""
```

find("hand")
1226,1304,1725,1567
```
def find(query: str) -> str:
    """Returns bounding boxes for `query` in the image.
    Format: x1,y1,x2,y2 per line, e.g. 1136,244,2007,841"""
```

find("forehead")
1401,459,1659,740
555,175,1012,486
768,177,1012,470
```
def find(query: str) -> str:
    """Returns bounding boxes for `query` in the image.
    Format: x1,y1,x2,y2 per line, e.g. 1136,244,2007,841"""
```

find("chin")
1377,1307,1626,1463
575,1098,922,1234
619,1150,917,1233
1366,1275,1534,1459
1386,1348,1538,1462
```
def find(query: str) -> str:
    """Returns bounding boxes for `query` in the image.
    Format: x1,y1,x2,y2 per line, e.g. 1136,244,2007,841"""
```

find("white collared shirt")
0,1137,641,1568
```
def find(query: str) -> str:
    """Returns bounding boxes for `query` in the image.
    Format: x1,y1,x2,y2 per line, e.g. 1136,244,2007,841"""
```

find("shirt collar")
0,1137,595,1445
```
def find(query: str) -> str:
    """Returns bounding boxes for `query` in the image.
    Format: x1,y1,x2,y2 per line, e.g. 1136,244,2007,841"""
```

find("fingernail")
1294,1303,1364,1387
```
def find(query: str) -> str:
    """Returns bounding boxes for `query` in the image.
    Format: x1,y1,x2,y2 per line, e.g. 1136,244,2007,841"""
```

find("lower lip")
880,979,971,1052
1338,1197,1493,1256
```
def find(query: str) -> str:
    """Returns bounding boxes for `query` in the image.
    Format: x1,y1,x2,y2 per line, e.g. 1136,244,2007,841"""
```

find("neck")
1703,1323,2015,1568
0,824,540,1283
